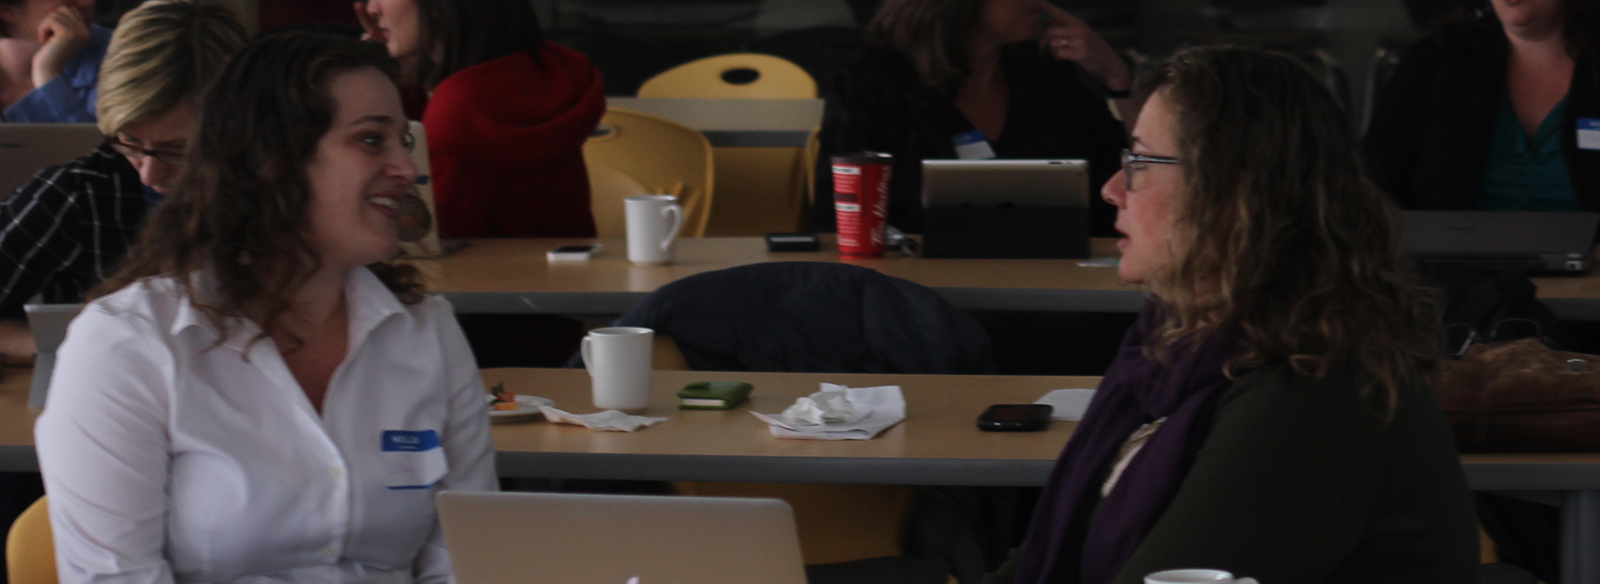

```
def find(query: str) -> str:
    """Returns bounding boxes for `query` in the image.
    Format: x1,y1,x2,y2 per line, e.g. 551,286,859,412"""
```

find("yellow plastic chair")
638,54,816,236
7,496,56,584
583,108,714,238
638,53,817,100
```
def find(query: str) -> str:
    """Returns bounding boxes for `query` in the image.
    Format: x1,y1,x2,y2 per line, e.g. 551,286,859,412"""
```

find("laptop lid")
1402,211,1599,272
24,303,83,408
921,159,1089,209
0,124,105,200
437,491,806,584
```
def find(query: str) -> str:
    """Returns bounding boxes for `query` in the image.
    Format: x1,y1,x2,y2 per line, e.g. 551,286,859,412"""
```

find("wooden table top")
4,366,1598,488
412,236,1139,295
411,237,1600,301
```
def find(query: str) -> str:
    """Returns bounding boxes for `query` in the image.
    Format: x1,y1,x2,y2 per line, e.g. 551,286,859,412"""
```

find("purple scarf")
1013,301,1246,584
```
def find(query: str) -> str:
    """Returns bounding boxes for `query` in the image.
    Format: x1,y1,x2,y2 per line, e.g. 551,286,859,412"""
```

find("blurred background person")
0,0,107,122
815,0,1130,236
0,0,247,365
1365,0,1599,211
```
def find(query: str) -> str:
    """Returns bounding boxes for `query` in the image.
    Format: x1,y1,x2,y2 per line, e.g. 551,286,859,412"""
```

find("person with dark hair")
0,0,107,122
815,0,1129,235
1365,0,1599,211
356,0,605,238
996,46,1478,584
33,33,496,583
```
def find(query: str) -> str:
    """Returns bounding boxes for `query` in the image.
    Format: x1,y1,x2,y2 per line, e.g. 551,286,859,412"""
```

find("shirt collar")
169,267,413,353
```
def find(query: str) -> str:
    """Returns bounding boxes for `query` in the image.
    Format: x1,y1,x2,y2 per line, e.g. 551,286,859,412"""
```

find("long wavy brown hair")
1140,46,1442,418
93,33,424,346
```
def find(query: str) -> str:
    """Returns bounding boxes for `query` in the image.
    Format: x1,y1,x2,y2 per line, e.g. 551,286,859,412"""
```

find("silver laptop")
437,491,806,584
23,303,83,408
0,124,105,200
921,159,1089,208
1403,211,1600,272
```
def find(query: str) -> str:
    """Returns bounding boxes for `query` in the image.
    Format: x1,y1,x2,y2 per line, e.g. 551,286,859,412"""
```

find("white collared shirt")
35,268,498,584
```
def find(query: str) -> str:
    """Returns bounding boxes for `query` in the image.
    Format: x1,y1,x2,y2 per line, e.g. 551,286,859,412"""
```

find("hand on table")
1038,2,1131,94
30,6,91,89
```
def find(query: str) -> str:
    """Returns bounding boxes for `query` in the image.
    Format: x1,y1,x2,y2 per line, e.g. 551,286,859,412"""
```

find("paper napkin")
539,406,667,432
1034,389,1096,421
752,384,906,440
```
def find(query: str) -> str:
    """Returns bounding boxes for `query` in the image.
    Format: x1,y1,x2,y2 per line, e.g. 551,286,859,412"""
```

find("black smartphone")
976,404,1053,432
765,232,821,252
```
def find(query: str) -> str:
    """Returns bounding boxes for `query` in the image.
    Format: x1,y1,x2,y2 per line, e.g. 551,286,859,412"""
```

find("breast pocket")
380,429,448,490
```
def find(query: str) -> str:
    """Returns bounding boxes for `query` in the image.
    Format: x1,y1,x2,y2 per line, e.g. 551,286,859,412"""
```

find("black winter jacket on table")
1363,20,1600,211
814,45,1127,236
583,262,995,374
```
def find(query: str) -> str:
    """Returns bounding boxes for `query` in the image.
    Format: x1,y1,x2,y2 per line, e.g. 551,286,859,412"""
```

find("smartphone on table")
976,404,1053,432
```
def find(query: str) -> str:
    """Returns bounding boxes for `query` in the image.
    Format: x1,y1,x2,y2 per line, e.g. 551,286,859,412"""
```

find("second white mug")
580,326,654,413
625,195,684,266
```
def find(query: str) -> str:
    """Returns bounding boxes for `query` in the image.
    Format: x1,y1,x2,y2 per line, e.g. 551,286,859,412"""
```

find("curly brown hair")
93,32,425,346
1139,46,1442,419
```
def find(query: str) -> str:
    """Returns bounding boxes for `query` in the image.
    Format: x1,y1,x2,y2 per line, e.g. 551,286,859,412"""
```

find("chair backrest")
584,108,715,238
6,496,55,584
638,53,818,99
586,162,653,239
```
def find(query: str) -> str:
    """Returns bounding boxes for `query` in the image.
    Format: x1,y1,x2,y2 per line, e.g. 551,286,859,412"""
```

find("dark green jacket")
997,364,1480,584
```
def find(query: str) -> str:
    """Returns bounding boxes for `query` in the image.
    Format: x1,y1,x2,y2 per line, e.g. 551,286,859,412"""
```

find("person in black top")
1363,0,1599,211
815,0,1130,235
0,0,246,365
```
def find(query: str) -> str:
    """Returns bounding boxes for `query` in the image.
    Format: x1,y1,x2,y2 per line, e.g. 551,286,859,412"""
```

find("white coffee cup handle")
658,205,683,253
580,336,594,377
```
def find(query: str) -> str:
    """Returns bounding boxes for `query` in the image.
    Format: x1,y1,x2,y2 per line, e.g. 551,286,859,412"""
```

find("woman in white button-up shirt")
34,33,497,584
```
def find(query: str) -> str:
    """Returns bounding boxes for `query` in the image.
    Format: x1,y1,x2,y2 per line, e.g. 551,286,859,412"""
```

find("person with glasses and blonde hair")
0,0,247,365
995,45,1478,584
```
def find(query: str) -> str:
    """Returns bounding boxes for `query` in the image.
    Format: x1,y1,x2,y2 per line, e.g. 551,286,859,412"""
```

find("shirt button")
322,546,338,557
328,467,343,479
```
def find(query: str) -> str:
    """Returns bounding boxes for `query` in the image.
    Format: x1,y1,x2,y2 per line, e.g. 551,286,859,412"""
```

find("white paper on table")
1034,389,1096,421
538,406,666,432
751,384,906,440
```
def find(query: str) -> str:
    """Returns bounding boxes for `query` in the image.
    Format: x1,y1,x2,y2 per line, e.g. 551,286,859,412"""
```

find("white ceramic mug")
580,327,654,413
1145,569,1258,584
625,195,684,266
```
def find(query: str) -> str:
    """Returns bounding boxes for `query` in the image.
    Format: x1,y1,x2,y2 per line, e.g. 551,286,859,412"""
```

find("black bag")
1418,262,1575,355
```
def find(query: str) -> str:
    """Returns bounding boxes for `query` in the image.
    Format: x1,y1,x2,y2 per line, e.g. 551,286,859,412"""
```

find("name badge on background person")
381,429,448,490
1579,118,1600,151
952,130,997,160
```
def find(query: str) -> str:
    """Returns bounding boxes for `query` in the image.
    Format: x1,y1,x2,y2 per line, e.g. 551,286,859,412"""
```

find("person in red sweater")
357,0,604,238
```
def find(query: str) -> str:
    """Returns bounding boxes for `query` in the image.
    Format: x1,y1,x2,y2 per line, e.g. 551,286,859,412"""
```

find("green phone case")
677,381,754,410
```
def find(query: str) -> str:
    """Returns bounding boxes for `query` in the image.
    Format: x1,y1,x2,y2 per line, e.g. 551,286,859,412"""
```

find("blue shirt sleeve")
2,24,111,124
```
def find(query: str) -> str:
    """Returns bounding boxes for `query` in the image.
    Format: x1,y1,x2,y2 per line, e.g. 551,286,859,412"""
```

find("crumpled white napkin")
751,384,906,440
1034,389,1096,421
539,406,666,432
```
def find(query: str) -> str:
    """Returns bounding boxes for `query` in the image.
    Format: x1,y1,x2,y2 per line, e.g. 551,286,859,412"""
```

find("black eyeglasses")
106,137,186,166
1120,148,1182,191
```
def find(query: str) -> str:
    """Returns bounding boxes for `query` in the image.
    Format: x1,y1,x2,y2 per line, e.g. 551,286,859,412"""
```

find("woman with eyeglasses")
35,32,497,582
993,46,1478,584
0,0,247,366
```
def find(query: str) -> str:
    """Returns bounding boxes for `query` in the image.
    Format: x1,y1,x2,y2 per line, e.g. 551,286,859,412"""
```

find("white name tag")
381,429,448,490
952,130,997,160
1579,118,1600,151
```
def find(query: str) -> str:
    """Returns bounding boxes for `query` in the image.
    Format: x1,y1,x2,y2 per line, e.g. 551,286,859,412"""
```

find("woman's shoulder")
1401,19,1507,69
1216,362,1443,437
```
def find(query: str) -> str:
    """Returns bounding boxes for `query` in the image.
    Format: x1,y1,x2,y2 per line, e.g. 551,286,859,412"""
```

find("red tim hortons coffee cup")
831,152,893,258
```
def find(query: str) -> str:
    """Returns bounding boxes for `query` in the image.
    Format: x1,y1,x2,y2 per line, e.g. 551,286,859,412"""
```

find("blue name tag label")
381,429,441,452
1579,118,1600,151
952,130,997,160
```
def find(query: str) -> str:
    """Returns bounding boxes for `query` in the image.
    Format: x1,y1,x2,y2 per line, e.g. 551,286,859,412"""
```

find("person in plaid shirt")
0,0,247,365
